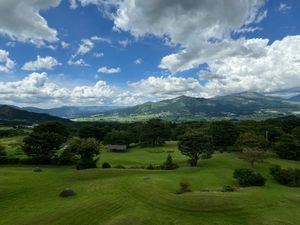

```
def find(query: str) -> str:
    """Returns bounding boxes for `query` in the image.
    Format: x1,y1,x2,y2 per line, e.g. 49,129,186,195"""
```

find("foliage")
23,132,66,163
236,132,268,150
209,121,239,151
178,131,213,166
67,138,101,170
78,125,109,141
233,168,266,187
161,154,179,170
221,185,236,192
104,130,132,147
269,165,300,187
274,134,300,160
239,147,266,167
139,119,171,146
176,179,191,194
22,122,69,163
0,145,6,157
102,162,111,168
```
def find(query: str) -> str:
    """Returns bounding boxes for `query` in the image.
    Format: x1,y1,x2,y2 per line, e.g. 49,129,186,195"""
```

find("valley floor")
0,142,300,225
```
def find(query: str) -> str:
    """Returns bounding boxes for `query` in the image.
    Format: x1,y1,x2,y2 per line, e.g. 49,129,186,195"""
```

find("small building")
107,145,127,152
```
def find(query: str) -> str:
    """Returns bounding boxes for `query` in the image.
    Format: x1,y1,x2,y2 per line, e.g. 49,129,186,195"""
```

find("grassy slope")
0,142,299,225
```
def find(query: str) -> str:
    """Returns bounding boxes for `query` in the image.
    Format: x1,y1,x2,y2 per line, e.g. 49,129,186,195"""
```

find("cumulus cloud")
199,36,300,97
0,0,60,45
98,66,121,74
129,75,202,99
22,56,61,71
68,58,89,66
93,52,104,58
0,72,114,107
74,36,110,57
0,49,15,73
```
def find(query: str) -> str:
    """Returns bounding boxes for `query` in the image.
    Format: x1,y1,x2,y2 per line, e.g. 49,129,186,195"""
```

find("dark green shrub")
233,168,266,187
161,154,179,170
269,165,300,187
76,158,97,170
102,162,111,168
176,179,191,194
221,185,236,192
114,164,126,169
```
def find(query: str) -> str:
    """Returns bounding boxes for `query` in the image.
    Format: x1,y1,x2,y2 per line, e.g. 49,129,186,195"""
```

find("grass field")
0,142,299,225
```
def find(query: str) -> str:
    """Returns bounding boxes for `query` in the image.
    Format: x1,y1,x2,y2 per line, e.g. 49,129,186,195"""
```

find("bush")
233,168,266,187
114,164,126,169
102,162,111,168
76,158,98,170
176,179,191,194
161,154,179,170
221,185,236,192
269,165,300,187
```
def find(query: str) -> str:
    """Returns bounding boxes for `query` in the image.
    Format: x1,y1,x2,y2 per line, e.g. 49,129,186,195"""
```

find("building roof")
107,145,127,151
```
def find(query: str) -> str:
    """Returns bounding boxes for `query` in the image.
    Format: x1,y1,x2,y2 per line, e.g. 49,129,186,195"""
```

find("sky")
0,0,299,108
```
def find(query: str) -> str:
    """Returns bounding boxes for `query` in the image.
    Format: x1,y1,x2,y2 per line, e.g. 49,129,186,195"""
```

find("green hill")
100,92,300,121
0,105,70,125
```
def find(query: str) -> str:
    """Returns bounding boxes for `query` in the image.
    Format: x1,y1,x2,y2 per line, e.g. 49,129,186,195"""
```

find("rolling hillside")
98,92,300,121
0,105,70,124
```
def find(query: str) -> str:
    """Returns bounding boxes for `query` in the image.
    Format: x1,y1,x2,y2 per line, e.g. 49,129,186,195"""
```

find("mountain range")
1,92,300,124
98,92,300,121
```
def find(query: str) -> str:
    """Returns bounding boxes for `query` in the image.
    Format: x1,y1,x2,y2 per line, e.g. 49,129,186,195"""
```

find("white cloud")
6,42,16,48
98,66,121,74
0,49,15,73
118,39,129,47
278,3,291,13
74,36,110,57
76,39,94,55
69,0,78,9
0,0,60,45
0,72,114,107
129,75,202,99
93,52,104,58
61,41,70,48
199,36,300,97
68,58,89,66
134,58,142,64
22,56,61,71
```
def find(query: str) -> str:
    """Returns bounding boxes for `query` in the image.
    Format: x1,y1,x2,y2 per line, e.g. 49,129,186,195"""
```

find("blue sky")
0,0,299,107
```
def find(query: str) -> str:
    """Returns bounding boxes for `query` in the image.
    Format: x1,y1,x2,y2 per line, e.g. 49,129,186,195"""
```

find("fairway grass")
0,142,299,225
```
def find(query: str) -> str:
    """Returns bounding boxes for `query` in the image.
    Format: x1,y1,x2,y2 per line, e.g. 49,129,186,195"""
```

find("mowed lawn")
0,142,300,225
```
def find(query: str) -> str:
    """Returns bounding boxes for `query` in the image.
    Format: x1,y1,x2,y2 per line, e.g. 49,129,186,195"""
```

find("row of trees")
18,116,300,168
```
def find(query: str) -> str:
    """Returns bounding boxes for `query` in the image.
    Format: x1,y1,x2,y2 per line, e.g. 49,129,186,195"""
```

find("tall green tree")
209,121,239,151
178,131,214,166
140,119,171,146
22,122,69,163
275,134,300,160
104,130,132,147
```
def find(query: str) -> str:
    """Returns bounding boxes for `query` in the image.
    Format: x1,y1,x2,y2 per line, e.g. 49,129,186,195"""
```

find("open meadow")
1,141,299,225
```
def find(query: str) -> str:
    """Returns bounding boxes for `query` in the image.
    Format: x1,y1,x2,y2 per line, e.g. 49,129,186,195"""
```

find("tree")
239,147,266,167
161,154,178,170
22,122,69,163
209,121,239,151
0,145,6,157
104,130,132,147
178,131,213,166
275,134,300,160
78,125,109,141
140,119,171,146
236,132,268,150
23,132,66,163
33,122,69,141
67,138,101,169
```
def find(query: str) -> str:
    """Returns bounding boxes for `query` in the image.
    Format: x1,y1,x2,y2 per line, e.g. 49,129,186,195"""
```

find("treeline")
0,116,299,169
